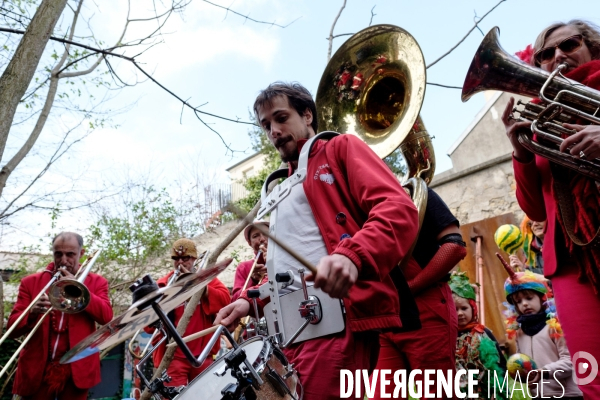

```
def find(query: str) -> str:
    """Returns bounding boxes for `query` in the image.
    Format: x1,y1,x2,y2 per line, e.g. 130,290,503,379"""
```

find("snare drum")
176,336,301,400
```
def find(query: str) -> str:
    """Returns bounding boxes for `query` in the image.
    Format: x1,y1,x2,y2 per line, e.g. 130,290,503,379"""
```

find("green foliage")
88,187,180,266
86,186,199,305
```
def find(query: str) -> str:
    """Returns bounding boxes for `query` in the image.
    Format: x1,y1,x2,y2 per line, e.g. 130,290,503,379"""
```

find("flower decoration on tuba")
515,44,534,64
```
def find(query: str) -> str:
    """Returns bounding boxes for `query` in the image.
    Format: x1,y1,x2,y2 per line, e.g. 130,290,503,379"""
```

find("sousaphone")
315,24,435,224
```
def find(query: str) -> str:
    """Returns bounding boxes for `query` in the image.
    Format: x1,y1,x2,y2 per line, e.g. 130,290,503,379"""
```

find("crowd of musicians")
6,19,600,400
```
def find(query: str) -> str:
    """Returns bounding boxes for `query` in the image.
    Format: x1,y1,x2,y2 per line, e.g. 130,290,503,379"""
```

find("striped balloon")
494,224,524,255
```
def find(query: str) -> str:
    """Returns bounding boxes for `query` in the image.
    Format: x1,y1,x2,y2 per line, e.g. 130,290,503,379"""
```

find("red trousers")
22,378,87,400
371,283,457,400
165,356,213,386
552,263,600,397
283,326,379,400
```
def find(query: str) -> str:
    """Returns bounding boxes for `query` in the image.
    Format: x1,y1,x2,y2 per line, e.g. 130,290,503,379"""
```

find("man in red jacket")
149,238,230,387
216,82,420,399
231,220,269,302
8,232,113,400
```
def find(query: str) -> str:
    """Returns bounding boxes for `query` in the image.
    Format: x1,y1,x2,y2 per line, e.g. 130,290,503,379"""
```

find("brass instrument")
232,250,263,343
0,249,102,379
315,24,435,218
462,27,600,180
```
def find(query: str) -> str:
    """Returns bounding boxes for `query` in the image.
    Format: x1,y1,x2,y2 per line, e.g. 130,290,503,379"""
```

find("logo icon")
572,351,598,386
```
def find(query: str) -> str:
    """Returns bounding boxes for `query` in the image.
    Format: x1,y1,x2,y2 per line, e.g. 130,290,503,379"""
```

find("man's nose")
270,123,283,138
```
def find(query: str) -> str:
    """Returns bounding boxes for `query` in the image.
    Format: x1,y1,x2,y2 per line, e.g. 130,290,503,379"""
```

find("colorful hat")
449,271,477,301
171,238,198,259
496,253,562,340
501,263,547,303
243,220,270,244
494,224,524,255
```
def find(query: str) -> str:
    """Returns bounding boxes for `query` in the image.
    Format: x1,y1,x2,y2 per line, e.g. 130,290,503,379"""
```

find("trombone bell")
49,279,90,314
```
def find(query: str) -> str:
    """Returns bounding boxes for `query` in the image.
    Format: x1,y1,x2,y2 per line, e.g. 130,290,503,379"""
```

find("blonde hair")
532,19,600,66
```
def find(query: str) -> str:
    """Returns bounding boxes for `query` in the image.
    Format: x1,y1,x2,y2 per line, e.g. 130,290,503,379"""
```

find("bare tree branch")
0,27,258,155
426,0,506,69
369,5,376,27
327,0,347,62
426,82,462,89
0,0,69,163
201,0,300,28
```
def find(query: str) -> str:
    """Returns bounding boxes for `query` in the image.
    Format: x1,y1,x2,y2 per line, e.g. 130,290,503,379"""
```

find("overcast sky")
2,0,599,250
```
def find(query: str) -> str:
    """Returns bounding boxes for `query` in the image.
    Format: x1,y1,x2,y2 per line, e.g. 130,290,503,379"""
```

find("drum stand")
130,275,266,400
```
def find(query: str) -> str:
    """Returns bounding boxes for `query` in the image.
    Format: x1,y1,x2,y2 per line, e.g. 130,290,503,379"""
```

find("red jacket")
232,253,267,302
242,134,420,332
513,155,558,275
513,60,600,277
149,272,230,366
7,262,113,396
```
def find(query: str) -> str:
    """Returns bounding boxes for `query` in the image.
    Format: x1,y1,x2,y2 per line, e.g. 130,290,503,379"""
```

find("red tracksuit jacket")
8,262,113,396
242,134,420,332
149,273,231,366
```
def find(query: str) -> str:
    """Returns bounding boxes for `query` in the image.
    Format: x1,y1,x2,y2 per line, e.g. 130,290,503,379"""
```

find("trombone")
0,249,102,379
233,249,264,343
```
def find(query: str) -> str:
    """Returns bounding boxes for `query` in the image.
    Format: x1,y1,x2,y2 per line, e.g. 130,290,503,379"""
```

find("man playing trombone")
7,232,113,400
147,238,230,387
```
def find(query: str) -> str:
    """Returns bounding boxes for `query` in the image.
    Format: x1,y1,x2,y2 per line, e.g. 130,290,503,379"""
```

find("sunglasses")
171,255,191,262
534,35,584,65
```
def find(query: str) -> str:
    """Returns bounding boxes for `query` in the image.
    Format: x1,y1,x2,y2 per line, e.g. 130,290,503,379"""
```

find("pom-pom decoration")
494,224,524,255
507,353,538,379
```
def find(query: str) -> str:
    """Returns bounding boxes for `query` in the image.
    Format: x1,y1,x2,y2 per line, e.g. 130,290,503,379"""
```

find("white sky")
2,0,599,250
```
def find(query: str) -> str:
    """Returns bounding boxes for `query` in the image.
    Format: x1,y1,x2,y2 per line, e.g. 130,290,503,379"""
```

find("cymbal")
60,258,232,364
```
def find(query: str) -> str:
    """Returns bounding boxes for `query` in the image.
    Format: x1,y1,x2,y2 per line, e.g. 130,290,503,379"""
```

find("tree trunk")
139,202,261,400
0,0,69,161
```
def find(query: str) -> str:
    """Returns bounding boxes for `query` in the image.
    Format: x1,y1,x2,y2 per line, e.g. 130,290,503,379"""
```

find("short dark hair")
253,82,318,133
52,232,84,248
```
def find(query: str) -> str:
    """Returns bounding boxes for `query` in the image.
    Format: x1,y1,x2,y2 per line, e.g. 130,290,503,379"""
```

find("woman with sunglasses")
501,20,600,397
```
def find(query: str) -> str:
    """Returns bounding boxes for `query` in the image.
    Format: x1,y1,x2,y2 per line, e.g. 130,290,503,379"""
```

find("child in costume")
501,260,582,399
450,271,507,399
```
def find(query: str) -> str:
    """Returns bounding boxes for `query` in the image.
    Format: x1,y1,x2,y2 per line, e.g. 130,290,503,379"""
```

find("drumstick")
166,325,219,348
241,250,263,293
250,223,318,275
226,204,318,275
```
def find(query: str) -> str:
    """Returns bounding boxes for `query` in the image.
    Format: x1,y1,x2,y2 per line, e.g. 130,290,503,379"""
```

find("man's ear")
303,108,313,127
80,248,86,259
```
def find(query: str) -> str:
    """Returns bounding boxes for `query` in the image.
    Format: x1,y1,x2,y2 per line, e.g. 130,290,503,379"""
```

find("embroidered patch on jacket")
314,164,335,184
319,173,335,185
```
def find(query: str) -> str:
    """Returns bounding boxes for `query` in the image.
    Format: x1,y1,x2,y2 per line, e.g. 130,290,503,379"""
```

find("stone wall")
194,220,256,289
431,159,524,226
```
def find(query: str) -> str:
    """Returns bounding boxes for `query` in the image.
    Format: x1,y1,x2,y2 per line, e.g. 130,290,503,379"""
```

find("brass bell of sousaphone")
315,24,435,224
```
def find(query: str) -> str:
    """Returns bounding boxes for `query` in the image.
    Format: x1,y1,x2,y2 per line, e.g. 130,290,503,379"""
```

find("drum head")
177,337,268,400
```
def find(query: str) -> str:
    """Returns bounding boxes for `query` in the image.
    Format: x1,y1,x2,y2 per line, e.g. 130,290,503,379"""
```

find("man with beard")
215,82,420,399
